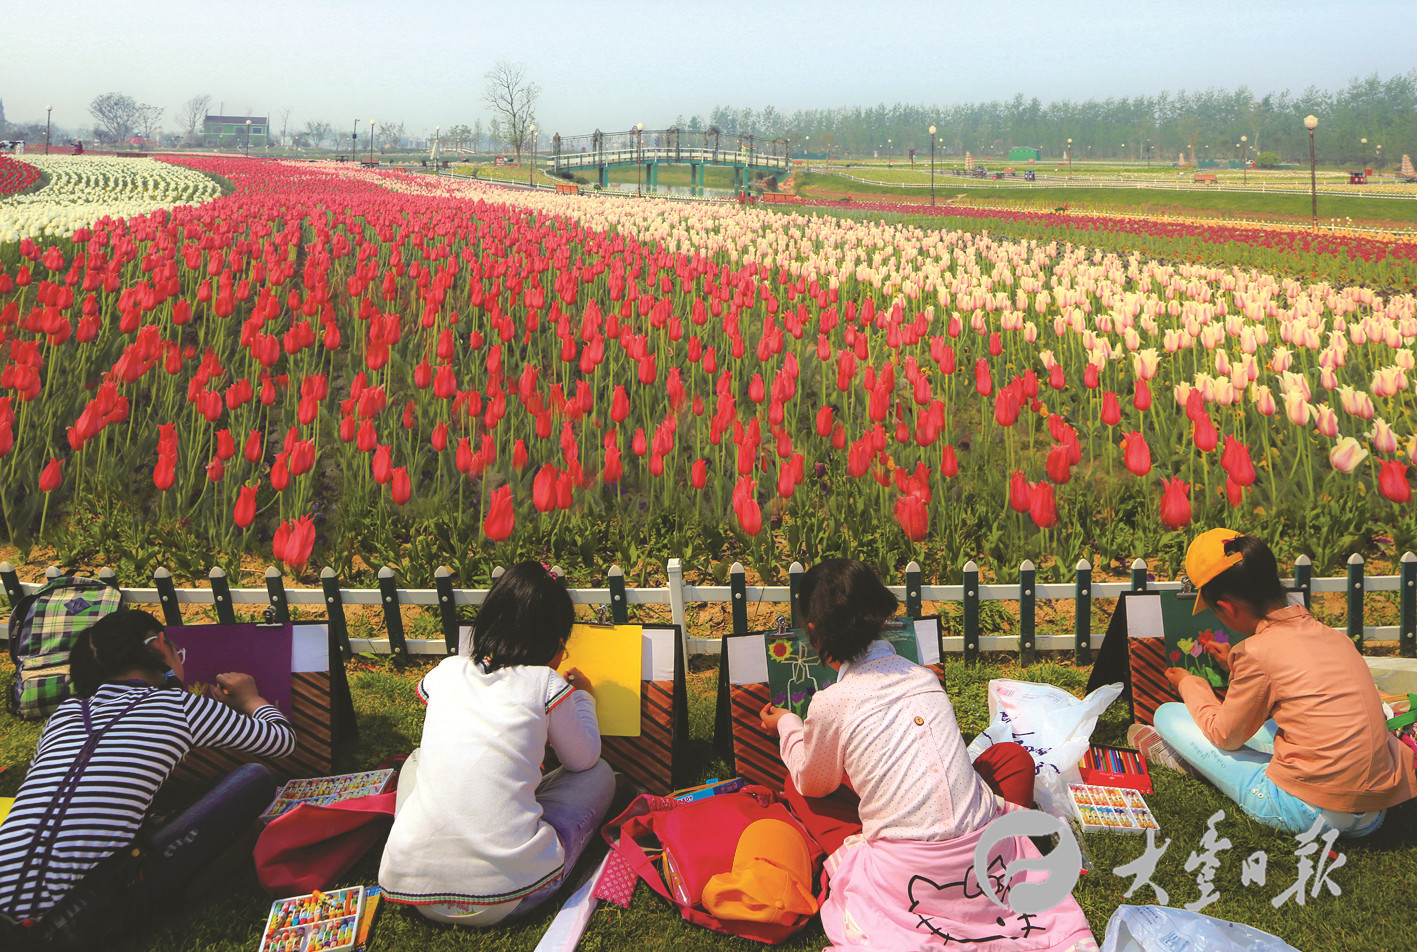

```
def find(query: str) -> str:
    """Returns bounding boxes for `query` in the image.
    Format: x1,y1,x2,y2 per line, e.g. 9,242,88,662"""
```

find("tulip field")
2,154,1417,587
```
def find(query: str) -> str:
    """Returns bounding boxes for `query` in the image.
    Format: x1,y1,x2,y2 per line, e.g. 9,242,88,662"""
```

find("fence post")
1347,554,1364,649
1294,554,1312,609
666,558,688,660
45,566,60,582
1018,560,1036,665
962,560,979,664
264,566,290,624
153,567,183,627
1075,559,1092,664
787,561,810,629
209,567,237,625
378,566,408,660
96,567,117,590
730,562,749,637
608,565,629,625
1131,558,1148,592
0,562,21,606
905,560,922,620
320,567,352,660
434,566,459,655
1401,552,1417,659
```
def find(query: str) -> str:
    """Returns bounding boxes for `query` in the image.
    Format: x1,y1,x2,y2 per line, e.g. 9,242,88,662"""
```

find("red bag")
252,792,397,896
600,786,823,944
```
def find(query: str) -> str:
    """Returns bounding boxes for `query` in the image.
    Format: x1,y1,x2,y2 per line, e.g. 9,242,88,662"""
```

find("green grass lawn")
2,655,1413,952
798,172,1417,229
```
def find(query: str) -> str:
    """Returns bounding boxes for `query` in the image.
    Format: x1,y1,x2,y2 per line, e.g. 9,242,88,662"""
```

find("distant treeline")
670,72,1416,165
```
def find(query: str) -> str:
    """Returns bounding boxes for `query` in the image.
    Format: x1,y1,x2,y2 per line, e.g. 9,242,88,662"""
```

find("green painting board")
1153,594,1245,689
766,618,920,718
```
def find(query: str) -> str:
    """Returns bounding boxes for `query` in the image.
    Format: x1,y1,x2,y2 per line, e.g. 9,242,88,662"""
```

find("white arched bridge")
546,128,792,190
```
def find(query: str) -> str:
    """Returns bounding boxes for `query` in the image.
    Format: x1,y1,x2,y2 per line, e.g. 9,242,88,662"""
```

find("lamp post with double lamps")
635,123,644,196
45,106,51,154
1304,115,1318,230
369,120,375,164
1362,137,1368,171
1241,135,1248,184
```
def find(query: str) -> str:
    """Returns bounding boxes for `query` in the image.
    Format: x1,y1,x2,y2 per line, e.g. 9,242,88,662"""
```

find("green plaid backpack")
7,575,124,719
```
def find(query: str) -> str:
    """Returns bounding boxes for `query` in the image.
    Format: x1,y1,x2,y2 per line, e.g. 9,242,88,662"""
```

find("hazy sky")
3,0,1413,139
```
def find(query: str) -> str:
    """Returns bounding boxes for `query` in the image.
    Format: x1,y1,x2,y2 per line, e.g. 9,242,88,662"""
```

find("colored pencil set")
1068,783,1160,834
1078,743,1153,795
258,886,367,952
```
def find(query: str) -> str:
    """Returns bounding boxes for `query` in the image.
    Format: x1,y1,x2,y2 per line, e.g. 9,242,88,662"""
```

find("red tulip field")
2,155,1416,585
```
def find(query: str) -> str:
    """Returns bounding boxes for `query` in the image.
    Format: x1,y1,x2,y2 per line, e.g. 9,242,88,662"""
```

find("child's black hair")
69,609,164,697
799,558,899,666
1199,535,1289,618
471,562,575,671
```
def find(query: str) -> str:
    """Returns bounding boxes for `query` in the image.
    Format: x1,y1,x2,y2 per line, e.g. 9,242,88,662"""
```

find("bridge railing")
552,146,789,173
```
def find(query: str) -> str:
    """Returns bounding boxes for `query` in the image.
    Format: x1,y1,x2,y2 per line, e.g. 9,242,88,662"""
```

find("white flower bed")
0,155,222,242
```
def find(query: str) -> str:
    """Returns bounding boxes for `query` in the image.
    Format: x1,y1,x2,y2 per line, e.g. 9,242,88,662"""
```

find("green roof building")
202,115,268,149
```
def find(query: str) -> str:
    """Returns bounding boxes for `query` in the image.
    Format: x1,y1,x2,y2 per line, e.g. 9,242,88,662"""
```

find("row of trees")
670,71,1417,165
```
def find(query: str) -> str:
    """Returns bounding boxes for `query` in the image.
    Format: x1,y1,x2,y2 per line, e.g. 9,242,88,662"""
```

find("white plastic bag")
967,679,1123,816
1101,905,1304,952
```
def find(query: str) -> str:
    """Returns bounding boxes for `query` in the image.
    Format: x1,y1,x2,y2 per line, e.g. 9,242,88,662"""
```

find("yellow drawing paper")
557,623,642,737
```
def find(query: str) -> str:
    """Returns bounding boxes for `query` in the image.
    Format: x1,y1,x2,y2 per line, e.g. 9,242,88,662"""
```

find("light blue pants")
1152,703,1385,837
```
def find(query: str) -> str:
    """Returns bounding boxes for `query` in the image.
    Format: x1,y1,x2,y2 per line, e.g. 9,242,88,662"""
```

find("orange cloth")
1177,605,1417,814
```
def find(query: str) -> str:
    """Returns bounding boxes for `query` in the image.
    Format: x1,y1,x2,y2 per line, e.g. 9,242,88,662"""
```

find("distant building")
1008,146,1041,162
202,115,268,148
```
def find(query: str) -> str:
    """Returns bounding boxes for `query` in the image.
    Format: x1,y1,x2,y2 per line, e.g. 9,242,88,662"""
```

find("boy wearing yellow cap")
1152,529,1417,836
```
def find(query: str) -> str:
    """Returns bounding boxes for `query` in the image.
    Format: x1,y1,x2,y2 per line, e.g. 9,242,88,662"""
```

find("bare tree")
89,92,141,145
482,61,539,161
175,95,211,144
136,104,164,143
472,118,484,153
303,120,334,150
278,107,293,148
376,121,405,151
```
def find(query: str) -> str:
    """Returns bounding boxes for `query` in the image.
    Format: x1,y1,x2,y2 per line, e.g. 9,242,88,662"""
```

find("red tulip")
691,458,708,489
733,477,763,535
994,383,1021,427
1221,437,1256,487
483,485,515,541
1192,415,1218,453
391,467,411,505
1047,364,1065,391
38,459,62,495
1122,432,1152,477
748,374,765,403
1133,379,1152,412
1101,392,1122,426
270,453,290,491
602,445,623,484
1008,470,1031,513
243,429,263,464
815,404,833,438
289,439,315,477
233,484,257,528
275,514,316,573
533,465,559,512
1378,461,1411,504
1029,480,1059,529
632,428,648,457
431,421,448,452
894,493,929,542
371,444,392,485
153,455,176,491
974,358,993,397
1083,363,1100,390
1045,444,1072,484
1225,475,1245,508
1159,477,1192,530
216,428,236,461
455,437,472,474
512,439,529,471
940,444,959,478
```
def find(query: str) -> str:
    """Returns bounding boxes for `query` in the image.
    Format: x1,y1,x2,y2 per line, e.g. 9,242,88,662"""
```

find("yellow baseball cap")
700,819,818,926
1186,528,1244,614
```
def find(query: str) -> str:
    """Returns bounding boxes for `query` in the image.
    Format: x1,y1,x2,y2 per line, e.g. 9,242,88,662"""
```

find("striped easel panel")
174,671,335,784
1128,639,1176,726
602,681,676,795
730,683,789,790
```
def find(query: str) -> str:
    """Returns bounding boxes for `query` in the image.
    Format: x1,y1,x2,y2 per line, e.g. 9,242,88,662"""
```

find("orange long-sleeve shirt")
1177,605,1417,814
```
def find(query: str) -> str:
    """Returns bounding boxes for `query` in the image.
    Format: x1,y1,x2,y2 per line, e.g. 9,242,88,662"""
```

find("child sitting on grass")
760,559,1096,951
378,562,614,926
1153,529,1417,836
0,610,295,951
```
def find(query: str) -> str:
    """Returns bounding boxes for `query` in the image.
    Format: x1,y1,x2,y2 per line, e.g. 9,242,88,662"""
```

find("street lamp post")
1241,135,1247,184
245,119,252,155
434,125,440,176
1304,115,1318,230
529,124,536,187
1362,137,1368,171
1146,138,1151,167
1067,137,1072,177
1376,144,1382,169
352,119,358,163
635,123,644,196
369,120,375,164
928,124,936,206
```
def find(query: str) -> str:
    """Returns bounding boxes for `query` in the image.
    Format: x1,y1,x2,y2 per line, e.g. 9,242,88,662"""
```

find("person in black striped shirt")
0,610,296,950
